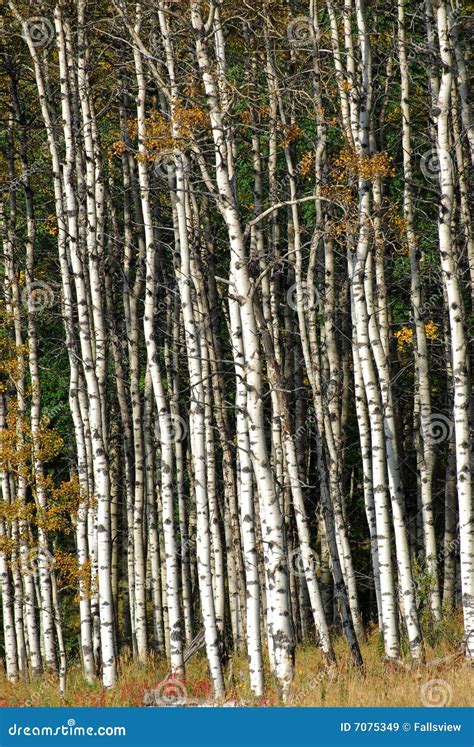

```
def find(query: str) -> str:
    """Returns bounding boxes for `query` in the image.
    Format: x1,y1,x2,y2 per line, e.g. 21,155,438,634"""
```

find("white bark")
133,29,184,676
433,0,473,659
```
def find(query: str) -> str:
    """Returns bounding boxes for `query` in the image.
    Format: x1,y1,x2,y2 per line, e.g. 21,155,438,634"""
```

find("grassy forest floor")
0,615,472,707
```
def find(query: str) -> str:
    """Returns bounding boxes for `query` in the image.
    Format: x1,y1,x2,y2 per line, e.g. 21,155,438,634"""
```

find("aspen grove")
0,0,472,702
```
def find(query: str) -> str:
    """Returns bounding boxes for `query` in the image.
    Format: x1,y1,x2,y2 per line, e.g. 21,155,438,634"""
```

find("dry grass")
286,632,473,707
1,615,472,708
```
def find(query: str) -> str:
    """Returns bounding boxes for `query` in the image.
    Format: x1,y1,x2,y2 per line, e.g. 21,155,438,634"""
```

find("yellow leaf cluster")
395,321,438,352
240,105,270,126
298,151,314,178
0,498,34,523
110,140,128,157
0,341,29,391
0,536,15,555
73,557,98,600
174,101,210,138
320,184,355,206
394,326,414,351
0,406,63,474
424,320,439,340
124,104,210,163
279,124,303,149
332,148,395,183
44,214,58,237
54,550,80,591
183,78,206,99
369,31,393,46
388,212,407,234
386,106,402,124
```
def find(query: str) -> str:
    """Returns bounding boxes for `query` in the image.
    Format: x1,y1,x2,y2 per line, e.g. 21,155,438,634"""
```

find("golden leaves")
320,184,354,206
0,406,63,473
110,140,128,157
53,555,97,599
386,106,402,124
44,214,58,237
320,149,396,244
0,535,15,556
298,151,314,178
369,31,393,47
0,477,79,535
395,321,439,352
36,425,63,463
240,104,271,129
279,124,303,149
121,103,210,164
388,212,408,235
0,498,34,523
174,101,210,138
395,326,414,351
0,340,29,392
54,550,80,591
129,109,175,160
331,148,395,183
424,320,439,340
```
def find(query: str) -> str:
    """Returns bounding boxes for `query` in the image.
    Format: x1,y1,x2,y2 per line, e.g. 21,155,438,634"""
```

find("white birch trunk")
433,0,474,659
